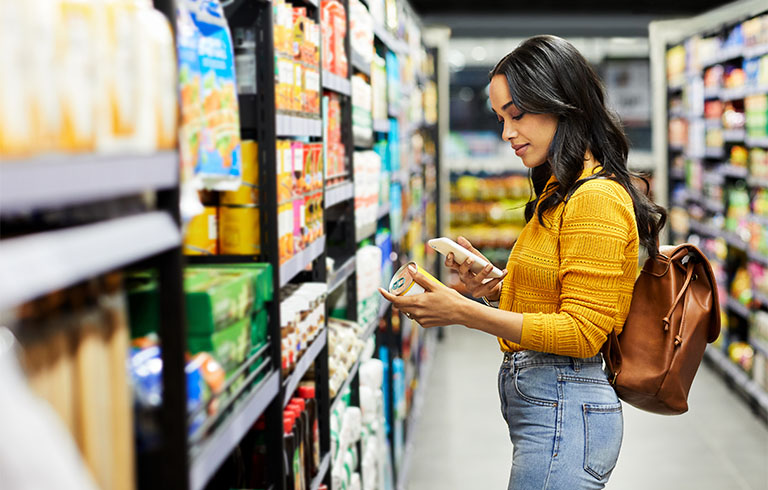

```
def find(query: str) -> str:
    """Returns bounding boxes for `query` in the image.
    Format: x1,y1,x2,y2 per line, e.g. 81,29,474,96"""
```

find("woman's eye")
512,112,526,121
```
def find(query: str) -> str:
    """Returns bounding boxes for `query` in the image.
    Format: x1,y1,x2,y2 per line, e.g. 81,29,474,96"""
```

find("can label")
388,262,442,297
183,206,218,255
219,205,261,255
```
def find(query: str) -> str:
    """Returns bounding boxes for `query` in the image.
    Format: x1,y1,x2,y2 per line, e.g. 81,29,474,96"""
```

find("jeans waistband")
502,350,602,369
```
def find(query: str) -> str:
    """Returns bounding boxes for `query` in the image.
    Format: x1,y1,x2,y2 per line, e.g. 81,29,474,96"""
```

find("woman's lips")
513,143,529,156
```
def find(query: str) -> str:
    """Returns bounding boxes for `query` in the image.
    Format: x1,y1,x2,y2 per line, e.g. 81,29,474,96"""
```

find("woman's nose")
502,123,518,141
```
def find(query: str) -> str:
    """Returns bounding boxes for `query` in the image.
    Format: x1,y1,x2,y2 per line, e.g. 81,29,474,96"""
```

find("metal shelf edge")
325,181,354,209
280,236,327,288
704,346,768,421
327,256,356,293
0,212,180,311
0,151,177,214
310,453,331,490
283,329,328,406
189,370,280,490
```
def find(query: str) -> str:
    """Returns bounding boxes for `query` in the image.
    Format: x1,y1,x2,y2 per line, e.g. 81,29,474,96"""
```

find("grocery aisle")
406,326,768,490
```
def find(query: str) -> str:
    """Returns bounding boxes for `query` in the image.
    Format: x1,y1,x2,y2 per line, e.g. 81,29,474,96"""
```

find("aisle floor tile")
406,327,768,490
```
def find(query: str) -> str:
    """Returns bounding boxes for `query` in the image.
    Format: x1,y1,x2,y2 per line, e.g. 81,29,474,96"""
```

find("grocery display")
660,8,768,421
0,0,444,488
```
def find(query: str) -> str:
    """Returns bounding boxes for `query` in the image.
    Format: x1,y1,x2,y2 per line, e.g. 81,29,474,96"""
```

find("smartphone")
427,237,504,279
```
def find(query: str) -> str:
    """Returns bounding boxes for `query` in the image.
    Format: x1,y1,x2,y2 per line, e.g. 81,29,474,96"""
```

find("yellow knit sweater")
498,166,639,357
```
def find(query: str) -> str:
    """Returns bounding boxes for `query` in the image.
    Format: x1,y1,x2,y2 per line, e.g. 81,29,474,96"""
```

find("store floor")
406,326,768,490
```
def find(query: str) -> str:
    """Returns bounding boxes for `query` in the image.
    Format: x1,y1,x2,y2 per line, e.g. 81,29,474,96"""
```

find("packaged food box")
188,263,274,312
188,316,251,376
127,269,254,338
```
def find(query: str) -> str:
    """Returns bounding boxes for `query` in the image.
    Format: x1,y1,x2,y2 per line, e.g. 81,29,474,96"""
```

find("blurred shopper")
380,35,666,489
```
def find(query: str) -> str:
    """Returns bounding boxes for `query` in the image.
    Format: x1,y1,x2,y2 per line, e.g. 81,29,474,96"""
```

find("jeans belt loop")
573,357,581,373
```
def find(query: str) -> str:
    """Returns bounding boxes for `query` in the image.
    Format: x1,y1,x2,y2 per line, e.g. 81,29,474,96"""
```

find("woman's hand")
378,264,470,328
445,236,507,301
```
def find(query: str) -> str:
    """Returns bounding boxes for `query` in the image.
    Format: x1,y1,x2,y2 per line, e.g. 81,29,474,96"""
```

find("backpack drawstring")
662,261,696,339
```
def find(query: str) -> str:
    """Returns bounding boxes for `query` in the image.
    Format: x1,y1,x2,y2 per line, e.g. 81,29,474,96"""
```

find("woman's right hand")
445,236,507,301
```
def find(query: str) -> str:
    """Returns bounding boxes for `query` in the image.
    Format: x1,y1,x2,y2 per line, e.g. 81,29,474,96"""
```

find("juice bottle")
298,385,320,475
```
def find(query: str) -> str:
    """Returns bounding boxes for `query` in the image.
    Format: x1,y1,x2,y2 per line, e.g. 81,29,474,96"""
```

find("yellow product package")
219,204,261,255
221,140,259,205
184,206,218,255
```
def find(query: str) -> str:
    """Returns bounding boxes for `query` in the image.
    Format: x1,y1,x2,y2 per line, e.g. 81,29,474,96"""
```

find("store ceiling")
414,0,732,38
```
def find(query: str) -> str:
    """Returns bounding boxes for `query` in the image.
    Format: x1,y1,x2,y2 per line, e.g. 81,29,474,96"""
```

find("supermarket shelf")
325,181,354,208
704,345,768,423
718,164,749,179
355,222,377,243
0,152,177,214
747,176,768,188
0,212,180,311
280,236,326,288
669,144,685,153
311,453,331,490
704,147,725,159
327,255,356,293
373,23,407,54
720,86,746,101
751,337,768,359
377,204,390,220
669,168,685,180
703,198,725,214
755,289,768,307
747,249,768,266
688,219,722,238
727,297,751,319
703,86,720,99
351,51,371,77
284,329,328,406
704,118,721,129
322,70,351,96
189,370,280,490
329,302,389,413
743,43,768,59
724,231,749,251
704,44,743,66
722,128,746,142
373,118,391,133
746,136,768,148
276,113,322,137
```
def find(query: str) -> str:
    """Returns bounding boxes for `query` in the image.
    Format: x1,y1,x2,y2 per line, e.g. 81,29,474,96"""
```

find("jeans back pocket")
583,402,623,480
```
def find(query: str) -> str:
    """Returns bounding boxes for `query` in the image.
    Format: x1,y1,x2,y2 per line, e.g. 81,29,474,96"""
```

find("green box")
188,316,251,376
127,268,255,339
252,308,269,346
188,263,274,312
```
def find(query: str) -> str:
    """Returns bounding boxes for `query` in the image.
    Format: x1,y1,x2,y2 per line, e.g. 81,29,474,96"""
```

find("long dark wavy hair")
489,35,666,257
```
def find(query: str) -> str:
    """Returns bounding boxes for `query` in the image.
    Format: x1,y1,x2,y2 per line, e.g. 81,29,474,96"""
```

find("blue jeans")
498,350,623,489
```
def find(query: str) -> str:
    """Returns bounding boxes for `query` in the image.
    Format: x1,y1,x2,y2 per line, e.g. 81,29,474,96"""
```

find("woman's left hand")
378,264,468,328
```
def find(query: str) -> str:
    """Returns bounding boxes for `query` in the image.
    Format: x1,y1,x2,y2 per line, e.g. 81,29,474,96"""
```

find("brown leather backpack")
602,244,721,415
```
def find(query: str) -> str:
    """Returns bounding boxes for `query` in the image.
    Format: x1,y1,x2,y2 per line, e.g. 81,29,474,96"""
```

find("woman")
379,35,666,489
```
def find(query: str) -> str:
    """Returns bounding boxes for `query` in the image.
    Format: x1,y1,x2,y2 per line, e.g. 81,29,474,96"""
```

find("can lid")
298,385,315,399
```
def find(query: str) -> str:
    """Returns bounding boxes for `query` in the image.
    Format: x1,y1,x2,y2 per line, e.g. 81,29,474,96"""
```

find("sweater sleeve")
519,181,635,357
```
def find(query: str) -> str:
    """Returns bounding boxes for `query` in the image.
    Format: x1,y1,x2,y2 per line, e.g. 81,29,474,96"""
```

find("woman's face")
489,74,558,169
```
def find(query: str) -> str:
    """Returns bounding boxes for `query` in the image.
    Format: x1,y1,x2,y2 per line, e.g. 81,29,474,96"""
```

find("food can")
219,204,261,255
184,206,218,255
221,140,259,204
388,262,443,296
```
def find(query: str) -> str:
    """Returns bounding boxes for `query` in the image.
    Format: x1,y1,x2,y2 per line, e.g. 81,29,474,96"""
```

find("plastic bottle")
290,397,311,489
287,402,306,490
298,385,320,475
284,414,297,490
